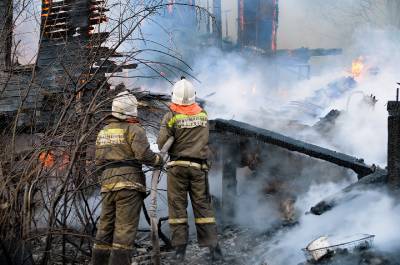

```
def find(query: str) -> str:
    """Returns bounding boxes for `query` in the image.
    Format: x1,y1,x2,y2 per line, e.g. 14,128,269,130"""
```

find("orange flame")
39,151,55,168
239,0,244,31
351,57,365,78
39,151,69,170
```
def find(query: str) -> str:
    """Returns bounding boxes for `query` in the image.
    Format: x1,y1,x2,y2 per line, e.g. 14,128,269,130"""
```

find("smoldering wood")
0,0,135,126
0,1,149,264
310,168,387,215
221,140,239,227
311,98,400,215
387,101,400,189
274,48,343,63
209,118,384,228
210,119,374,178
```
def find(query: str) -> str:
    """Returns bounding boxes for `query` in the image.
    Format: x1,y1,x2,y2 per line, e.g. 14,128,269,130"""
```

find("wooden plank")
210,119,374,178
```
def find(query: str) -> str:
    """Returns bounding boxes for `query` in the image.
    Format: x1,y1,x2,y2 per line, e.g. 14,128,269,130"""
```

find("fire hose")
148,136,174,265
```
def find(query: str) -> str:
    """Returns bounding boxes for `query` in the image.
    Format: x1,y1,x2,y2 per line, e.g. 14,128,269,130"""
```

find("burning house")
0,1,399,265
238,0,278,51
0,0,139,128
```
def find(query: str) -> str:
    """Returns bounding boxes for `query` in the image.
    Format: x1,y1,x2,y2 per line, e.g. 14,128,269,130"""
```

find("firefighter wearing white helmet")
158,78,223,262
92,91,163,265
171,78,196,105
112,91,138,119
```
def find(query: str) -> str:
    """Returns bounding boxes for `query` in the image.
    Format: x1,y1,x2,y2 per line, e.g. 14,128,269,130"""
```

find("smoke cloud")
19,1,397,263
141,9,400,265
252,185,400,265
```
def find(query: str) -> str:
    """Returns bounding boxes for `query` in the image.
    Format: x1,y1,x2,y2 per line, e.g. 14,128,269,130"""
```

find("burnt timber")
0,0,12,70
210,119,374,178
387,100,400,189
0,0,137,129
310,97,399,216
310,168,387,215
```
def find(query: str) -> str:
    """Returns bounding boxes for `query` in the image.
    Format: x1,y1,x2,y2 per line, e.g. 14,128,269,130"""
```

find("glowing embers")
89,0,108,30
39,151,55,168
39,150,69,171
41,0,70,39
41,0,108,39
41,0,51,17
238,0,278,52
351,56,365,79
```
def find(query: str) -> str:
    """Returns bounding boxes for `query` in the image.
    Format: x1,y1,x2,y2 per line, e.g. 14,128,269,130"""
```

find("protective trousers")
167,166,218,247
92,189,143,265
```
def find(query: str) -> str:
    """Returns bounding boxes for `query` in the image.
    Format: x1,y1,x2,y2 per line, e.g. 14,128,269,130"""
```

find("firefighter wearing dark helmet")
92,92,163,265
157,78,223,262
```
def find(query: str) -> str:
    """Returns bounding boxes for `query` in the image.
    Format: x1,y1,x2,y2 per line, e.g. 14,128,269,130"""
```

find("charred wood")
310,168,387,215
210,119,374,178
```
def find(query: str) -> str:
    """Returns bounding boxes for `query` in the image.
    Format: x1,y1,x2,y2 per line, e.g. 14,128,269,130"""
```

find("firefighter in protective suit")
92,91,163,265
157,78,223,262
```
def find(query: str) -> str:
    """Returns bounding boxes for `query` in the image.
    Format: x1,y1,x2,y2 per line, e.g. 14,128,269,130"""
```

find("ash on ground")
132,223,400,265
133,224,292,265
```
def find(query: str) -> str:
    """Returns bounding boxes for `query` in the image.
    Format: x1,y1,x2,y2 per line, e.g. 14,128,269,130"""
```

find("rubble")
133,226,290,265
312,110,341,135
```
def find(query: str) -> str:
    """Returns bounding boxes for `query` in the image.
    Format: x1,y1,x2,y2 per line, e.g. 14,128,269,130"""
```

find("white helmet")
171,78,196,105
112,91,138,119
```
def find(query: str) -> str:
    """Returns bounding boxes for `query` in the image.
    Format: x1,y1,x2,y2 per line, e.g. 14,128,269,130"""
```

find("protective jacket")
96,117,162,193
157,104,209,161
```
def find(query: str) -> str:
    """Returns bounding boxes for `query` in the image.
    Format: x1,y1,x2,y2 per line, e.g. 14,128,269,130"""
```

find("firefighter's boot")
209,243,224,262
109,249,131,265
91,248,110,265
174,244,187,262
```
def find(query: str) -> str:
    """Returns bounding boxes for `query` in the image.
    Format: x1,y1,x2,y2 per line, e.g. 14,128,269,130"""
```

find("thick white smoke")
253,185,400,265
138,15,400,254
188,27,400,165
12,1,400,263
142,25,400,265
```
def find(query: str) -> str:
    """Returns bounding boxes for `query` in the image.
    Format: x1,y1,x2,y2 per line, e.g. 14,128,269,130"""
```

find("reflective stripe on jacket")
96,118,162,192
157,108,209,161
